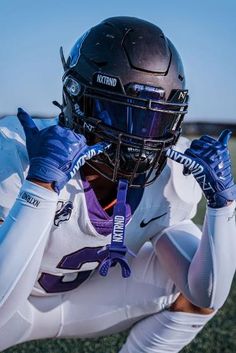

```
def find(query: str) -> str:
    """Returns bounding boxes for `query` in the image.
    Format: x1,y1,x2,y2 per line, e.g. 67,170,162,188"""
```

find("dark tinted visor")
90,84,183,139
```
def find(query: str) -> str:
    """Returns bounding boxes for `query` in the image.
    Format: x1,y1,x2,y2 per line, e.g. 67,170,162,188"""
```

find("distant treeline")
183,122,236,137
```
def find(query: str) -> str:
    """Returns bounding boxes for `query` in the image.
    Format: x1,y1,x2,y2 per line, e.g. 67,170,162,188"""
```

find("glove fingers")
190,139,210,150
188,140,219,162
68,141,111,179
17,108,39,136
166,148,193,166
190,139,221,157
199,135,217,144
85,141,111,160
218,129,232,147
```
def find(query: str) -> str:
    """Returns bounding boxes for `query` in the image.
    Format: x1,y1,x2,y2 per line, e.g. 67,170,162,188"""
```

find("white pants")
0,243,179,351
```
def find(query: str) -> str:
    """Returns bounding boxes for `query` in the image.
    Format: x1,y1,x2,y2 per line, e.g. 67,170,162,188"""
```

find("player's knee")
170,293,215,315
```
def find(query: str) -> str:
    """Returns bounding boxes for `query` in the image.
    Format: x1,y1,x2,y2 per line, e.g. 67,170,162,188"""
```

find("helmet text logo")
178,91,187,101
96,74,117,87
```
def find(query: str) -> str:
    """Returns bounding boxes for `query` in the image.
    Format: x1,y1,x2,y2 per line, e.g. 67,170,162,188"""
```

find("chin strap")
98,179,135,278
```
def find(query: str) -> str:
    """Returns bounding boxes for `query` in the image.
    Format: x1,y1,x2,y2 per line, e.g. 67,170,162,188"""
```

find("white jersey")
0,116,235,353
0,116,202,296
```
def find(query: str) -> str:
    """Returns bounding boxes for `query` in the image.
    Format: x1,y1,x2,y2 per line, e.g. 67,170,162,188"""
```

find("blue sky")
0,0,235,122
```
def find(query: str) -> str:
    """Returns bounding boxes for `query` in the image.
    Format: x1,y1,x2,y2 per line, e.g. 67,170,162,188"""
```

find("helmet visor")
93,99,178,139
89,84,186,139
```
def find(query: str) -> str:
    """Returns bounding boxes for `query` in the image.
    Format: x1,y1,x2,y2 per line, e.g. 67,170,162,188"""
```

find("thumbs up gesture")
167,130,236,208
17,108,110,193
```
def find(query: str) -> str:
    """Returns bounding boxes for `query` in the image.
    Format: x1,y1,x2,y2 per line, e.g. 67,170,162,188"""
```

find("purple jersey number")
38,246,109,293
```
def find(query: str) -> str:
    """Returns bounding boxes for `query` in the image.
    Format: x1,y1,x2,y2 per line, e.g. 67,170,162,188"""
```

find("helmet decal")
69,30,90,68
64,76,82,96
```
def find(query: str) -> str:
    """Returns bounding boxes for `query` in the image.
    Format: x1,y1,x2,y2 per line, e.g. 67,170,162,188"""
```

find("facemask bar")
63,72,188,114
84,87,188,115
72,115,179,187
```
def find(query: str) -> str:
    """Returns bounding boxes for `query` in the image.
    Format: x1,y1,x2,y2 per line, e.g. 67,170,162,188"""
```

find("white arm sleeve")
153,202,236,309
120,309,215,353
0,180,58,326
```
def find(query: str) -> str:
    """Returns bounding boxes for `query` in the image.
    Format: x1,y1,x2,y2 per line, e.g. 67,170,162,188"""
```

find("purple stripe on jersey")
82,178,132,236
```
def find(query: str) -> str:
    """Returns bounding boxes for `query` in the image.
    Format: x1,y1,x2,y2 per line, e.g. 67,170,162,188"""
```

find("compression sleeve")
0,180,58,326
119,309,215,353
153,202,236,309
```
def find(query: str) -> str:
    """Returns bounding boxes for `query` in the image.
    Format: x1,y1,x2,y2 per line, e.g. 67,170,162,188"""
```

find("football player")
0,17,235,353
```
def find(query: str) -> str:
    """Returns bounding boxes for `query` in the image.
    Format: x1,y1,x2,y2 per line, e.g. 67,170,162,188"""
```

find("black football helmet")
58,16,189,187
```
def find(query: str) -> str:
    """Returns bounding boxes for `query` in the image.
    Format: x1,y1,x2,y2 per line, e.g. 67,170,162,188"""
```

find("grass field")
4,139,236,353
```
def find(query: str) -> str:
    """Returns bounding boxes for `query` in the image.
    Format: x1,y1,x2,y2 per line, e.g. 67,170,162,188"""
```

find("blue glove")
17,108,110,193
166,130,236,208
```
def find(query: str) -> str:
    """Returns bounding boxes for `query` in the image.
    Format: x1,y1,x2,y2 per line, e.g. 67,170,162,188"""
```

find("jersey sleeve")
0,116,29,220
0,180,58,326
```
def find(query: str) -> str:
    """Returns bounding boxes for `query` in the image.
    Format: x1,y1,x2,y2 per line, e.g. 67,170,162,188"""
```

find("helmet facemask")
60,74,188,187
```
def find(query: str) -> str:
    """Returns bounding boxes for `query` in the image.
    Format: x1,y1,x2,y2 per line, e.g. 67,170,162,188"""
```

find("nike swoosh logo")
140,212,168,228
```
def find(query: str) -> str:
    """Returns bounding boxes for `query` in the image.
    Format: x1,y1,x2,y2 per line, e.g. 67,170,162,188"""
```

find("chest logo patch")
140,212,167,228
54,201,73,226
